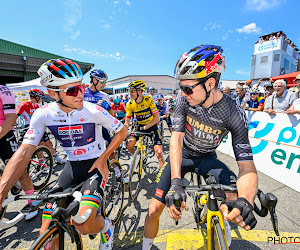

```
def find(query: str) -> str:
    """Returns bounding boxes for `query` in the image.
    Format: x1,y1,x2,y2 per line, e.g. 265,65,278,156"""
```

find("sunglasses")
129,89,139,94
250,93,258,95
178,80,204,95
53,84,85,97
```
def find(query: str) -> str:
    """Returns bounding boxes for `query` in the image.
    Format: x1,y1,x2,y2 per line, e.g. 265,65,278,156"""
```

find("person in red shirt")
111,96,126,122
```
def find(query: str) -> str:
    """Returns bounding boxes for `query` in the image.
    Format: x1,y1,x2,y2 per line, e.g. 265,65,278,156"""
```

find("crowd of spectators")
222,74,300,115
255,31,296,48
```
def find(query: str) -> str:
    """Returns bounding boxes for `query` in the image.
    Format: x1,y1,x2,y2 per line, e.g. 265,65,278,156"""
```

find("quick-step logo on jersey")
58,125,84,135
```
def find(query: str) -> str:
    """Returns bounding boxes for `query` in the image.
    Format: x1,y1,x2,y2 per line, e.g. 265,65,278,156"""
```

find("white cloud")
235,70,250,75
63,0,82,40
245,0,283,11
203,22,222,31
64,45,125,61
236,23,262,34
124,0,131,6
102,24,111,29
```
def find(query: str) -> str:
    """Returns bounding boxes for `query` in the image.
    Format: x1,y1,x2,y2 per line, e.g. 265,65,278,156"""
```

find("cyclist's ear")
48,89,59,101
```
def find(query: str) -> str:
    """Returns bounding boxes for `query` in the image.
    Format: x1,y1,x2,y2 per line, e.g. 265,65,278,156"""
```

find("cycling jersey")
173,92,253,161
83,87,110,104
0,85,16,126
126,96,158,125
16,101,39,125
111,102,126,119
246,98,265,109
155,101,169,116
22,101,123,161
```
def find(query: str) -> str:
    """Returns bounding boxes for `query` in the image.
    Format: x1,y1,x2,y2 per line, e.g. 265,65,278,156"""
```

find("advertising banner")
218,111,300,192
254,39,282,54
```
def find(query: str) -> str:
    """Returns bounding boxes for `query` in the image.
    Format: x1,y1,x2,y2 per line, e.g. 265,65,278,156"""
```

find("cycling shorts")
162,116,172,127
130,123,162,146
0,130,18,165
152,148,237,203
42,158,105,220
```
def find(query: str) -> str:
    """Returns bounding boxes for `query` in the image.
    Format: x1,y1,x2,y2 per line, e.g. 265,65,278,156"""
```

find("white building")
105,75,178,97
105,75,245,97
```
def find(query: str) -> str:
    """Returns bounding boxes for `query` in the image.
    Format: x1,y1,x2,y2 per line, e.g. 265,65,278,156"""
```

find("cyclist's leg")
144,155,194,246
73,168,106,235
166,116,172,133
150,124,164,168
40,161,76,235
126,135,137,155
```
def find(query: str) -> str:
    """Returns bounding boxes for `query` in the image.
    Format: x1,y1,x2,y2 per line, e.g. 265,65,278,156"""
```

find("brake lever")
270,208,279,236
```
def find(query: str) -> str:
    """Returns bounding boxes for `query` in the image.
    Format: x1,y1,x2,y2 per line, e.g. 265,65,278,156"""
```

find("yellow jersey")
126,95,158,125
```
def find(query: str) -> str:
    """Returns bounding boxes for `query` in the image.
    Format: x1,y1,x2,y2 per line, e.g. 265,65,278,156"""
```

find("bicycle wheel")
211,216,228,250
28,146,54,191
129,148,142,200
102,160,125,225
30,224,82,250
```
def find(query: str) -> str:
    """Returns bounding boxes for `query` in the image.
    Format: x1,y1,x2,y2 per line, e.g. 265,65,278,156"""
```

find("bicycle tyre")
30,224,82,250
211,216,228,250
0,196,7,220
102,160,125,225
28,146,54,191
129,148,142,200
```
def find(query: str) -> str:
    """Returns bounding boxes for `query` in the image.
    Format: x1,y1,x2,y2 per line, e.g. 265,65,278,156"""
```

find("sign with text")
218,111,300,192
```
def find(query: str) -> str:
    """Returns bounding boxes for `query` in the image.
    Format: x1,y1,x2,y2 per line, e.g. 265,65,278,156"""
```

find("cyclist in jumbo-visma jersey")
0,59,127,250
124,80,165,168
142,45,258,250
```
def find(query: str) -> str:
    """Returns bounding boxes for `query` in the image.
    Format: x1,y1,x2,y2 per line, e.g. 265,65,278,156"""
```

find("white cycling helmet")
38,59,83,87
250,87,260,94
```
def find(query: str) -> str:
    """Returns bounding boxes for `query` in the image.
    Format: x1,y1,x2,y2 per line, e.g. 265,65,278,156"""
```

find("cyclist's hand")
97,100,103,106
221,197,257,231
88,155,109,182
165,178,187,220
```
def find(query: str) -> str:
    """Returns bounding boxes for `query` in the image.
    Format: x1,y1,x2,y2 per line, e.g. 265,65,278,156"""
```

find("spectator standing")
289,74,300,99
222,86,235,98
264,79,296,115
244,87,264,111
263,82,275,105
235,85,247,107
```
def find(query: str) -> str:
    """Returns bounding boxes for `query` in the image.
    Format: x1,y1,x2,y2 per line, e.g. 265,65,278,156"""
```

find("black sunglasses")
178,80,205,95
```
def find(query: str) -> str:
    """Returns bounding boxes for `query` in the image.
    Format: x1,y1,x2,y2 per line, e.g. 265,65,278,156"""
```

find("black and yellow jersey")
126,95,158,125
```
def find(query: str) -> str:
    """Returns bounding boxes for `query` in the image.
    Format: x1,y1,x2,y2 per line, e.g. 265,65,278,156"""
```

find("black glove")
165,178,187,208
234,197,257,229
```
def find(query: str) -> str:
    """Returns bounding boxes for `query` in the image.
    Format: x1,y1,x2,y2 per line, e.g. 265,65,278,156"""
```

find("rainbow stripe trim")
42,208,53,220
80,195,101,209
100,229,112,243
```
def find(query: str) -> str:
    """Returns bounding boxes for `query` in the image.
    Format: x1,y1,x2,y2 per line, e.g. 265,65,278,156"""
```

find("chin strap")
56,93,76,109
199,82,212,106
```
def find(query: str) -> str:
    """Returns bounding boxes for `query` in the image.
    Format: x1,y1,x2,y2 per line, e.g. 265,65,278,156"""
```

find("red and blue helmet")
29,89,45,97
90,69,108,82
174,45,225,80
38,59,83,87
114,96,121,104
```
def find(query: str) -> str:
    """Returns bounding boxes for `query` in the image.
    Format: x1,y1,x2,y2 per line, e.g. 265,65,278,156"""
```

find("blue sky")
0,0,299,84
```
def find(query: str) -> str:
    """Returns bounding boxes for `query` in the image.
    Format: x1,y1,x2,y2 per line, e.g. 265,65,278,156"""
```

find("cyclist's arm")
236,161,258,205
169,131,184,179
0,113,17,139
0,144,36,206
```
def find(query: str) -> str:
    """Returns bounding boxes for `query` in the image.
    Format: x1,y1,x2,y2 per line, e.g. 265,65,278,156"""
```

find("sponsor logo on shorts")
100,179,106,191
46,203,52,209
90,173,99,185
84,190,90,195
236,144,251,149
155,188,164,198
93,190,102,198
239,152,253,157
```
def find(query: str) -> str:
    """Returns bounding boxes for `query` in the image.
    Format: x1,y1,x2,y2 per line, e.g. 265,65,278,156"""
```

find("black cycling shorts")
162,116,172,127
130,123,162,146
0,130,18,165
152,148,237,204
42,158,105,220
102,127,112,144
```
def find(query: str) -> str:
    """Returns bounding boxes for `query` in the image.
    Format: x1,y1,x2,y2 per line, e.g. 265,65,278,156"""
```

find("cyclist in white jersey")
0,59,127,249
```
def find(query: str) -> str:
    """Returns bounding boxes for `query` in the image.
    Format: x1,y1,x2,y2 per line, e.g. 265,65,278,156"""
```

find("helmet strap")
56,92,76,109
199,82,212,106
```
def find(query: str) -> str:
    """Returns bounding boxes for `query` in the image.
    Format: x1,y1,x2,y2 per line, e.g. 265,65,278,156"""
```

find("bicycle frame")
136,135,147,175
205,190,229,250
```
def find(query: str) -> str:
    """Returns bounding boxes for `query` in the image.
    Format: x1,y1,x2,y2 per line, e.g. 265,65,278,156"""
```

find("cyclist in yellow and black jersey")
125,80,164,168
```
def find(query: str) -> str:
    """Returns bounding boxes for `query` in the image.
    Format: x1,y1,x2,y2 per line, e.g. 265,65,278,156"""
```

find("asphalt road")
1,129,300,249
